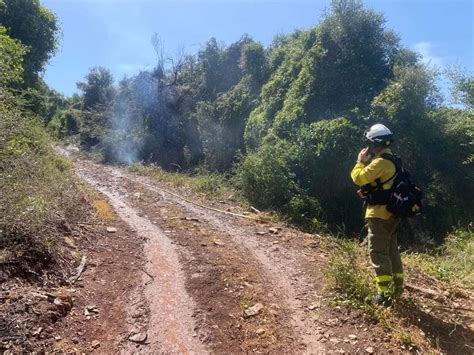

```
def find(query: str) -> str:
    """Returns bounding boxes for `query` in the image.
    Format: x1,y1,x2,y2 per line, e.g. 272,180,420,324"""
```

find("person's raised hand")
357,147,370,163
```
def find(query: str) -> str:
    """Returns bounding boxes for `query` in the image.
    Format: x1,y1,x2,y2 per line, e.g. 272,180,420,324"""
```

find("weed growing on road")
239,288,257,311
323,239,373,307
393,329,417,349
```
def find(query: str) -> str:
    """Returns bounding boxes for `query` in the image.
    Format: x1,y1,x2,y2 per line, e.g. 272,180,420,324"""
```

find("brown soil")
3,152,472,354
66,158,402,354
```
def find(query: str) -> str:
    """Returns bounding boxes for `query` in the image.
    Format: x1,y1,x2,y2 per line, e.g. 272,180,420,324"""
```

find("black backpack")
381,154,423,218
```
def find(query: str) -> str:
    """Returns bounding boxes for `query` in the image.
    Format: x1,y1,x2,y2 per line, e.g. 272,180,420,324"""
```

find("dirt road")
63,156,398,353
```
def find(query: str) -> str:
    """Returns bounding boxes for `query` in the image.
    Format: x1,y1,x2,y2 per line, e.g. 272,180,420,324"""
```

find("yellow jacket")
351,149,396,220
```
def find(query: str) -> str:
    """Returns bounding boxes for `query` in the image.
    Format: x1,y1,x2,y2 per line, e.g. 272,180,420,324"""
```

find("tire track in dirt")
75,161,303,353
96,164,327,353
63,151,453,354
75,166,208,354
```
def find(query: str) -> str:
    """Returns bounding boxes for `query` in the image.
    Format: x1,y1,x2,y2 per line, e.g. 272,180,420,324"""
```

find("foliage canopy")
65,0,473,240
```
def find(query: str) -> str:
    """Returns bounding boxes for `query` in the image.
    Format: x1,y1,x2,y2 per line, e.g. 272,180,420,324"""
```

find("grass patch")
322,232,473,353
322,237,384,318
403,228,473,290
239,288,257,311
128,163,242,201
393,329,417,349
323,238,373,305
322,238,424,350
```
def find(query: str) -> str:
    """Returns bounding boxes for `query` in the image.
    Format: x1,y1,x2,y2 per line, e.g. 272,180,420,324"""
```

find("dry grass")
127,164,295,228
93,199,115,222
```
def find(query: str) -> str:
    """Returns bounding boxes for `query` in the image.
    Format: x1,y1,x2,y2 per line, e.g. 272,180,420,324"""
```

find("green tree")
195,38,265,170
240,42,268,85
196,78,257,170
245,0,401,149
371,64,473,238
77,66,115,110
308,0,398,116
449,70,474,110
296,118,361,230
77,67,115,148
0,0,60,85
244,30,307,149
0,25,26,87
371,64,439,169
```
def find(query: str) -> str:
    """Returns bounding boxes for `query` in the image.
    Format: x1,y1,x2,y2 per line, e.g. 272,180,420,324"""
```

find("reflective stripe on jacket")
351,149,396,220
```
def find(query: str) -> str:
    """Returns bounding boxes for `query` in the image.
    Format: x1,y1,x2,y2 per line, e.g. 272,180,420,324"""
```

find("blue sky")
42,0,473,98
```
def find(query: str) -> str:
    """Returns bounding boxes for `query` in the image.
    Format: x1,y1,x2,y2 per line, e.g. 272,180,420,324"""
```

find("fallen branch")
68,256,87,284
31,292,56,303
132,178,263,221
405,282,442,295
250,206,261,214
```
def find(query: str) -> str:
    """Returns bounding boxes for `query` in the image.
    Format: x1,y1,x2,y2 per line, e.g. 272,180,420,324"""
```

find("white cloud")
413,41,446,68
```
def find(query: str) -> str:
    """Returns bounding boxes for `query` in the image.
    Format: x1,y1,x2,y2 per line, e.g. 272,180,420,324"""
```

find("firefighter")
350,124,403,306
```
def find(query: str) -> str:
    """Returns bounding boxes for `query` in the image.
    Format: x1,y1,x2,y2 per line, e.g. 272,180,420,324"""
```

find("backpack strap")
381,153,401,171
376,153,400,187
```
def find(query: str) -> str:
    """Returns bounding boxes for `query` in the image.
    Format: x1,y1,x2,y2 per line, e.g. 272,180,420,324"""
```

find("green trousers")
367,217,403,297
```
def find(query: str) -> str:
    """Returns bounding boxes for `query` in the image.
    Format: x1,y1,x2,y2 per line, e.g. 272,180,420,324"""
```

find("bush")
295,118,362,231
287,195,324,230
239,118,363,232
0,26,26,86
191,171,230,196
0,93,90,278
238,135,300,209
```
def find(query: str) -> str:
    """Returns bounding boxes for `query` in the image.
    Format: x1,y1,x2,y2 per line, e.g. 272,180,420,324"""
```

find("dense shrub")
237,2,473,237
371,65,473,238
238,135,300,209
197,78,258,171
69,0,473,240
0,0,93,281
295,119,362,230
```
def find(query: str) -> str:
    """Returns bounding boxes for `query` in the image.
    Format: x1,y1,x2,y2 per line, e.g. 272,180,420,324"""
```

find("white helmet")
365,124,393,147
